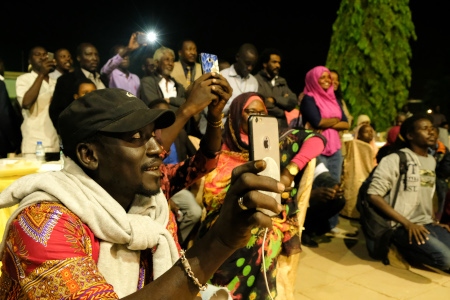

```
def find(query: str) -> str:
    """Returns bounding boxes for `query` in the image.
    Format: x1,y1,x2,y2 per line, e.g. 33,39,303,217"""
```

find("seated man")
0,78,285,298
301,158,346,247
368,114,450,273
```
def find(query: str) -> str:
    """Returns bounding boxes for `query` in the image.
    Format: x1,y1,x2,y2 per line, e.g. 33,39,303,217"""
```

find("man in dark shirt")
254,48,297,130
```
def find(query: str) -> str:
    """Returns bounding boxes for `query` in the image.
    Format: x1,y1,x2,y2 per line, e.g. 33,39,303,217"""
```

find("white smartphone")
200,53,219,74
248,115,281,216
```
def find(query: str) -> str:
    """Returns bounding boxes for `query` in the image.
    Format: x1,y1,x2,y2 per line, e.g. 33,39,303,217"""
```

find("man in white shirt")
220,43,259,123
15,46,60,155
49,48,73,80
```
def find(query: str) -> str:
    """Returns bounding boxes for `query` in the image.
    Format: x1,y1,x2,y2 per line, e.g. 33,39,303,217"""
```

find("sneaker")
326,227,358,239
301,234,319,248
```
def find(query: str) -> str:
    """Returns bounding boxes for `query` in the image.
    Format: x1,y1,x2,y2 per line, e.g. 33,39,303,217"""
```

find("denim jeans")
319,149,343,229
393,223,450,271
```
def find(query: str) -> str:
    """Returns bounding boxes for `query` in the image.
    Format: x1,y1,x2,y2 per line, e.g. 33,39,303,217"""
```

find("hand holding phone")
136,33,148,45
45,52,56,73
200,53,219,74
248,115,281,216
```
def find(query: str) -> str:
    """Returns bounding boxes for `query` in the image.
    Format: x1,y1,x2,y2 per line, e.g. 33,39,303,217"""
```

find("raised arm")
157,72,232,152
20,59,55,110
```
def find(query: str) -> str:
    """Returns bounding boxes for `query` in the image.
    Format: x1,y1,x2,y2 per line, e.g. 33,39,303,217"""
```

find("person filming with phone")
100,32,144,96
15,46,59,156
196,92,326,299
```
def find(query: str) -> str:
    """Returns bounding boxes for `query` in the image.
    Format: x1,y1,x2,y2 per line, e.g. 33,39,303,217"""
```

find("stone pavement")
293,216,450,300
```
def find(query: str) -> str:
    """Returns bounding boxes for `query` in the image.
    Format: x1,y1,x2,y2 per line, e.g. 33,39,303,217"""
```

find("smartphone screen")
248,115,281,216
47,52,54,61
200,53,219,74
137,33,147,45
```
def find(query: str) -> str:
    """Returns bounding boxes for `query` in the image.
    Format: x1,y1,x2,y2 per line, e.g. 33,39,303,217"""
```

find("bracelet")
207,118,223,128
179,249,208,291
206,113,224,129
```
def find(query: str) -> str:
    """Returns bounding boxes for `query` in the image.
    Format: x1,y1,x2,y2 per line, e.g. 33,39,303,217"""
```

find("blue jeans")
319,149,343,229
393,224,450,271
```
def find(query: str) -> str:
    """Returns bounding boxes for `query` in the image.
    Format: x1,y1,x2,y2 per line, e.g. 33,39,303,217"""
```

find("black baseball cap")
58,88,175,151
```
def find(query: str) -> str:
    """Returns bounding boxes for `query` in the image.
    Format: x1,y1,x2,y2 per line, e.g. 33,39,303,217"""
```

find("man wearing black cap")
0,72,285,299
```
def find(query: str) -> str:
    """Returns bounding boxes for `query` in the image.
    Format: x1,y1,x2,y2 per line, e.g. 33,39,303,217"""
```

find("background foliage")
326,0,416,132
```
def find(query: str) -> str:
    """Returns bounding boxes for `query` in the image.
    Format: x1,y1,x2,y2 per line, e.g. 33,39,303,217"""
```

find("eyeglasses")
244,109,267,116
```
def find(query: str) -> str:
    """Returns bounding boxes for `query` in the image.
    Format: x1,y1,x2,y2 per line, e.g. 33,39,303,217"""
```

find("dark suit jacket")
139,73,186,112
49,68,108,131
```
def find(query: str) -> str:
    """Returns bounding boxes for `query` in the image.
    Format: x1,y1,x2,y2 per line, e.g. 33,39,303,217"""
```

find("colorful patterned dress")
198,128,324,300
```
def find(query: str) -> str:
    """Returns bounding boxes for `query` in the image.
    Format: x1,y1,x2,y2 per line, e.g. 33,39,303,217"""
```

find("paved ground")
293,216,450,300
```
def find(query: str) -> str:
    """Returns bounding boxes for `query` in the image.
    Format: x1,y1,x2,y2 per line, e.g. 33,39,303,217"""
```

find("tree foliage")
326,0,416,131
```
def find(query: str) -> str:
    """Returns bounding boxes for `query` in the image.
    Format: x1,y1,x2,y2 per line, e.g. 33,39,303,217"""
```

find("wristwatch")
286,162,299,176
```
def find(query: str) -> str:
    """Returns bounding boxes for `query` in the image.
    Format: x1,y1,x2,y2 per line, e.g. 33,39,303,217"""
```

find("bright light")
146,31,157,43
427,109,432,114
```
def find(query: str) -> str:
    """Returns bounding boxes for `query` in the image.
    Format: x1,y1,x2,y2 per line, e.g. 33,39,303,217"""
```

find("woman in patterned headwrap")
197,92,326,299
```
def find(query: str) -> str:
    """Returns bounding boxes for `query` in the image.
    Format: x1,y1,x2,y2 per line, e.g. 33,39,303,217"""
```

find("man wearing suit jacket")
139,46,185,110
172,39,204,138
172,39,202,90
49,43,108,131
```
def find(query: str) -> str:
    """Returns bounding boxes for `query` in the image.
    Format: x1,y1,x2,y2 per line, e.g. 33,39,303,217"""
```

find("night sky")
1,1,447,102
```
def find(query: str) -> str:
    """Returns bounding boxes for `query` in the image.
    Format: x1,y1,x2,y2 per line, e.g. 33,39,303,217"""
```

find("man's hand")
404,222,430,245
311,187,337,202
38,59,56,76
210,160,284,250
183,72,232,117
128,32,143,52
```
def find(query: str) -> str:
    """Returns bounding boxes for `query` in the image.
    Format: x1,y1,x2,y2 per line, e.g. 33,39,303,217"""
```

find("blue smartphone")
200,53,219,74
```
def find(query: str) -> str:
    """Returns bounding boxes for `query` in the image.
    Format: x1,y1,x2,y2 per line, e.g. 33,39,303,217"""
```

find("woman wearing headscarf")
197,92,326,299
300,66,349,230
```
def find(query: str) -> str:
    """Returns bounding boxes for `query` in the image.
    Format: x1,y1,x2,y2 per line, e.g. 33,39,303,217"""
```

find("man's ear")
76,143,99,170
406,131,414,142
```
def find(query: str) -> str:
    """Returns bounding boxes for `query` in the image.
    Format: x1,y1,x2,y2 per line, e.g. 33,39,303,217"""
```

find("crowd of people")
1,31,450,299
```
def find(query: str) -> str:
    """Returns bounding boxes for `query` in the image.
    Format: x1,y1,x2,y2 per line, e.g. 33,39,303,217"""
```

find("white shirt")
158,77,177,99
15,71,60,154
220,65,258,123
81,69,106,90
49,69,62,80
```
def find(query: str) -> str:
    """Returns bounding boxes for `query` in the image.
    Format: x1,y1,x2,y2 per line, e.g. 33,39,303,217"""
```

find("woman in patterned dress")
197,92,326,299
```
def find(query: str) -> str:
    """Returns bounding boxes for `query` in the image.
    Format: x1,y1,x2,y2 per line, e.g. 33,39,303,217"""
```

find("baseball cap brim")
100,108,175,133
